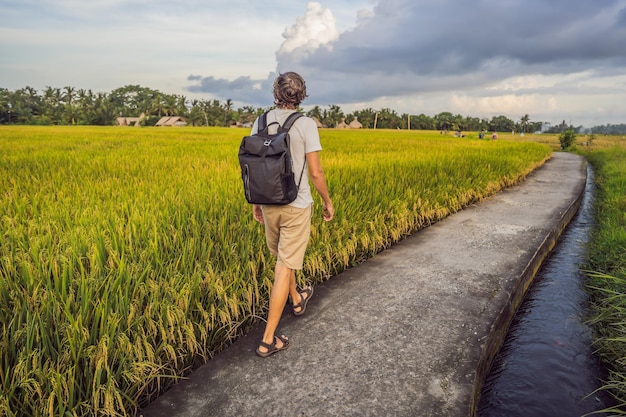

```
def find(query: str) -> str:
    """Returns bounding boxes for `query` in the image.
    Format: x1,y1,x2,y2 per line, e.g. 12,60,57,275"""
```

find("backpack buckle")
263,140,272,146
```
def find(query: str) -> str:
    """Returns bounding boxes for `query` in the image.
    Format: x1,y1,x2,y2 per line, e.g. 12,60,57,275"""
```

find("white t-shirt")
250,109,322,208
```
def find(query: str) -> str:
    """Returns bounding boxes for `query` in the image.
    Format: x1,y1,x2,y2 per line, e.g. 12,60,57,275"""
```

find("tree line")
1,84,623,134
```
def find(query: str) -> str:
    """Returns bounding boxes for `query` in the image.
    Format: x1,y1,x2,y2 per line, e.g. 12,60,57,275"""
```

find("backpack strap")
257,111,301,133
280,112,306,190
257,111,269,132
280,112,303,132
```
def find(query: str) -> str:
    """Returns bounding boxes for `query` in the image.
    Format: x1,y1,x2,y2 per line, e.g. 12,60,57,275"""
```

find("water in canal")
478,166,616,416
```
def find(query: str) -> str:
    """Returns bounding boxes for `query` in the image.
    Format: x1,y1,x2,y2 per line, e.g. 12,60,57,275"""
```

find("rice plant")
0,126,551,416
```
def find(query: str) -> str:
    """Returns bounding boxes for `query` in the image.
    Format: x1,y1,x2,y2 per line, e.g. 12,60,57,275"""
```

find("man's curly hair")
273,72,307,109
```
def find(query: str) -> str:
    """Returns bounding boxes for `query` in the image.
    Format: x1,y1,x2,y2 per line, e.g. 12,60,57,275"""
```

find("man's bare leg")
258,263,299,353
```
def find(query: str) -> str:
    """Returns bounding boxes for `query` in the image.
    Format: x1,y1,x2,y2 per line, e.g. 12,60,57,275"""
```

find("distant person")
250,72,334,357
479,130,485,139
491,132,498,140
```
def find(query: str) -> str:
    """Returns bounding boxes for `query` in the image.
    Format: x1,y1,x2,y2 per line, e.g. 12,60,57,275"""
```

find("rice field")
0,126,551,416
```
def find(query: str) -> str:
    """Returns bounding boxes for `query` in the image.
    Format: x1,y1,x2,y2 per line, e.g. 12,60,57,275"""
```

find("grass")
0,126,552,416
582,146,626,414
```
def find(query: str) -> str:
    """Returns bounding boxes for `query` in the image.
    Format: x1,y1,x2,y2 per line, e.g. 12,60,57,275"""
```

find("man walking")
251,72,334,357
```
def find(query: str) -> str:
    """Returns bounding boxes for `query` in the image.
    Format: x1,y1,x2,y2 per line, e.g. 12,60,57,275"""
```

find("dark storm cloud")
616,5,626,26
187,0,626,107
332,0,625,68
186,74,275,104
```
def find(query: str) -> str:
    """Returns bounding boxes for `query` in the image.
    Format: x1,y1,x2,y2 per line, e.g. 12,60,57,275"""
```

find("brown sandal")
256,335,289,358
293,286,314,316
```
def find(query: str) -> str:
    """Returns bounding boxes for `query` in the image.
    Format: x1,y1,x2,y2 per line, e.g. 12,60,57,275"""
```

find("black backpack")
238,111,304,205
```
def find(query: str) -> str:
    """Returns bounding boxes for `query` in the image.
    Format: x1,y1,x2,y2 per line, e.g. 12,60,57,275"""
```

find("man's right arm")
306,151,334,221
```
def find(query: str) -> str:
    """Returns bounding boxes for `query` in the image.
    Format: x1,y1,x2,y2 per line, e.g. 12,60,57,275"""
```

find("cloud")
187,1,343,106
4,0,625,125
277,2,340,67
186,0,626,124
187,75,274,104
295,0,626,99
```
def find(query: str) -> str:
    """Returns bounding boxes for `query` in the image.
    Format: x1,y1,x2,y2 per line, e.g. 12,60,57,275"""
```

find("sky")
1,0,626,127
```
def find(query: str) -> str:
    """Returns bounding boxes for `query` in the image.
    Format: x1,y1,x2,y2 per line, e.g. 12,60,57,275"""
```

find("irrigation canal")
478,165,616,416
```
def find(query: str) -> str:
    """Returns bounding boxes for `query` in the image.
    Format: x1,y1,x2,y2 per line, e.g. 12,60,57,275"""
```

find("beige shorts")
262,204,313,270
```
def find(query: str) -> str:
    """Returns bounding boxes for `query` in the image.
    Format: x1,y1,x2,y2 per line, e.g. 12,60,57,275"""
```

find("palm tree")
62,86,77,124
450,114,464,133
435,112,453,132
42,86,62,124
76,88,95,124
520,114,530,134
97,92,118,125
150,92,165,118
187,100,208,126
239,105,257,125
413,113,433,130
325,104,344,128
163,95,177,117
197,99,210,126
176,95,188,119
9,87,40,123
223,99,233,126
306,105,323,124
0,88,10,123
351,108,376,129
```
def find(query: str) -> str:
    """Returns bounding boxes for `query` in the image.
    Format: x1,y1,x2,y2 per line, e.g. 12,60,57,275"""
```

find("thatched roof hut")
311,117,323,128
336,118,349,129
116,113,145,127
155,116,187,127
349,117,363,129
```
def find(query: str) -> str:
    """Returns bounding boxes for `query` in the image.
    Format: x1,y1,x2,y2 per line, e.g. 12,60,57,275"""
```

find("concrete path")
140,152,587,417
